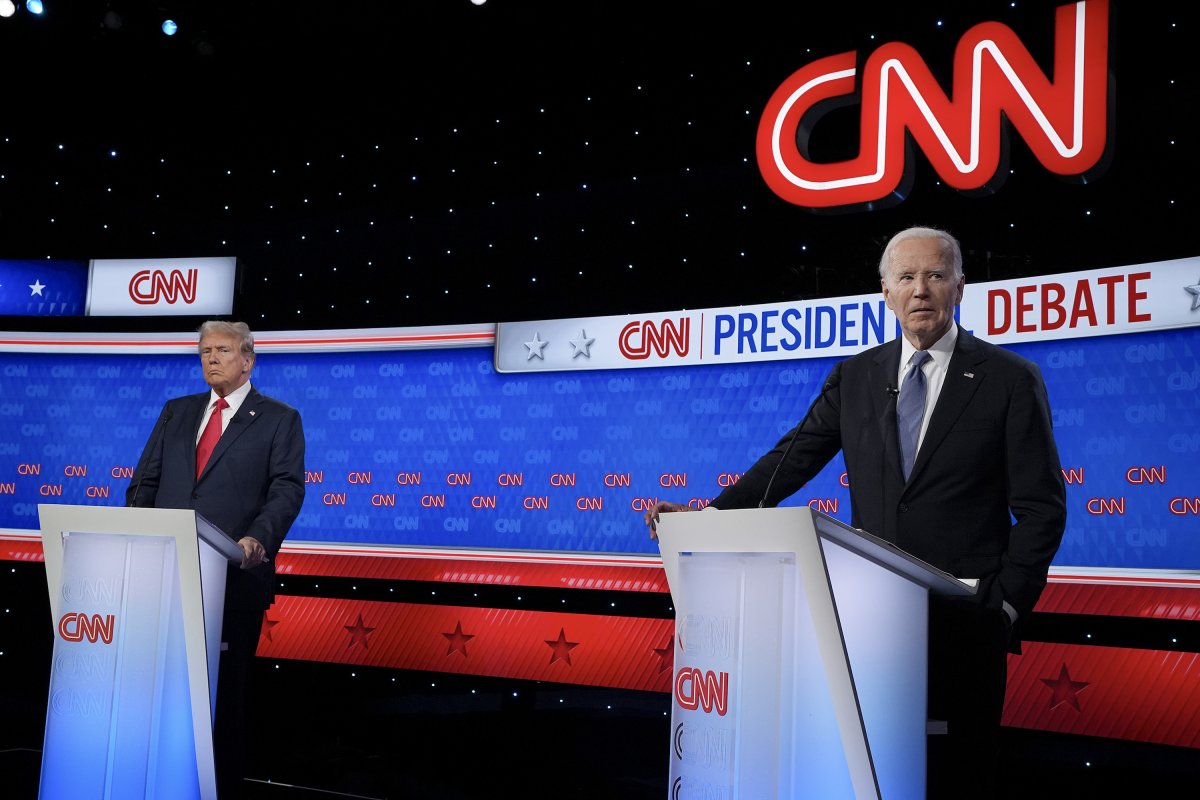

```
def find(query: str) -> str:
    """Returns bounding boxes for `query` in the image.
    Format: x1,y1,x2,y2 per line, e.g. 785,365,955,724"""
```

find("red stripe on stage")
275,550,670,592
1004,642,1200,749
0,535,44,562
1034,582,1200,620
257,596,675,692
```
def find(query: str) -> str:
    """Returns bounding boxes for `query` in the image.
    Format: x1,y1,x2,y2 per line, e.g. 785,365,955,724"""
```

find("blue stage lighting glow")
162,19,178,36
26,0,44,15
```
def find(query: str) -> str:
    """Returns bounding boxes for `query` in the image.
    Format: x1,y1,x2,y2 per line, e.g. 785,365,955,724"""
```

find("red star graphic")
1040,663,1090,711
544,627,580,666
259,612,280,643
653,636,674,674
343,613,376,650
442,621,475,657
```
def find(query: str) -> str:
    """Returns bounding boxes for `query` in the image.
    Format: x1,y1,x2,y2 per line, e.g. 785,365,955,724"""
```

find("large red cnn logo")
674,667,729,716
757,0,1109,209
57,612,116,644
129,268,199,305
618,318,690,360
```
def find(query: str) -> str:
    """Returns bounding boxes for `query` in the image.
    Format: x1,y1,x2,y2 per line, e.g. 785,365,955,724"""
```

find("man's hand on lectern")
237,536,269,569
643,501,696,540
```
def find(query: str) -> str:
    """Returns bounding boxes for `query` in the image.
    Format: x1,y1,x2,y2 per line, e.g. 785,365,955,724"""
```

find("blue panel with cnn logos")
0,326,1197,567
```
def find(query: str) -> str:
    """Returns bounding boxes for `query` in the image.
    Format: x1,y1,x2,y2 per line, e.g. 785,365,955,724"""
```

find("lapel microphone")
885,385,899,397
128,408,173,507
758,372,841,509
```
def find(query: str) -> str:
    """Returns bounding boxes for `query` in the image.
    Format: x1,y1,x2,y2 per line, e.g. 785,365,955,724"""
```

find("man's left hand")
238,536,268,569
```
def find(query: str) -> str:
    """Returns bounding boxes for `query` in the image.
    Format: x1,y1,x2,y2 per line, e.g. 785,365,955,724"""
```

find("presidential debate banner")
1,256,1199,574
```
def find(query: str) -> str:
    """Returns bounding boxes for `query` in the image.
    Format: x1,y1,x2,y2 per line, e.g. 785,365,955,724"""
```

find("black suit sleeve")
710,363,845,509
241,405,305,557
125,402,173,508
992,360,1067,620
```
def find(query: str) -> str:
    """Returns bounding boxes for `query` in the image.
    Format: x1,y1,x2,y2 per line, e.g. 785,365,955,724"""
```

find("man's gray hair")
198,321,255,358
878,226,963,280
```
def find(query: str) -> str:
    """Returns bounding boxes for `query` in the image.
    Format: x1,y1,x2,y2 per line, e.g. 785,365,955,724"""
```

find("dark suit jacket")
712,327,1066,634
126,386,305,611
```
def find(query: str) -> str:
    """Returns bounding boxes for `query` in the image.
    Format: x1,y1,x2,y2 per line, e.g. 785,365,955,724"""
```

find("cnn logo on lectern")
57,613,116,645
674,667,730,716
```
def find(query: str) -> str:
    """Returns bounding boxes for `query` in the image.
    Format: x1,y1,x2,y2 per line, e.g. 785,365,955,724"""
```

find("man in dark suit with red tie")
127,320,305,798
646,227,1066,798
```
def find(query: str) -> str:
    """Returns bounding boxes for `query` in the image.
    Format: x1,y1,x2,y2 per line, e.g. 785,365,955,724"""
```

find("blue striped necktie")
897,351,932,480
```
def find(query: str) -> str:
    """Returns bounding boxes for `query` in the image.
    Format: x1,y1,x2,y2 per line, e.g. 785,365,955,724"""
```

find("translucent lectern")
657,506,975,799
37,504,243,800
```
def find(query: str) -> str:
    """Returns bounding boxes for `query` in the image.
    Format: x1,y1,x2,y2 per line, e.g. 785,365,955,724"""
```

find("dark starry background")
0,0,1195,332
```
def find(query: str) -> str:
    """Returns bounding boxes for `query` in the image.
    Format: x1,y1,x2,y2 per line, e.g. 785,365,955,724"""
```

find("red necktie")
196,397,230,477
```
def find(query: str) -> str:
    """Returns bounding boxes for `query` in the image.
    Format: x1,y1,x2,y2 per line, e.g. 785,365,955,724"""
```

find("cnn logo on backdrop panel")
757,0,1110,209
87,257,236,316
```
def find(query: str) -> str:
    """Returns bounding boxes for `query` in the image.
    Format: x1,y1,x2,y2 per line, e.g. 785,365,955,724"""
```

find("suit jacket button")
898,503,908,512
191,492,199,499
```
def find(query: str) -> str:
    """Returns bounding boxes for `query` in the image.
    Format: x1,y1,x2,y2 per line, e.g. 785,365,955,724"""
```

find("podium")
656,506,975,799
36,504,243,800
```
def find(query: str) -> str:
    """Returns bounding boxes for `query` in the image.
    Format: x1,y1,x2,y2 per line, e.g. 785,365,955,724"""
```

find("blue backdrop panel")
0,326,1196,568
0,260,89,316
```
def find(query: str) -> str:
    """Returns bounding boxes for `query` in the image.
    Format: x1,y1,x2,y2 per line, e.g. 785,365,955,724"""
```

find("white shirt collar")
898,324,958,374
208,380,253,413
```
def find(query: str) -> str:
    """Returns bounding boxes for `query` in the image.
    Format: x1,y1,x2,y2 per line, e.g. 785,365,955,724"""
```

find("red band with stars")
258,595,674,692
1004,642,1200,748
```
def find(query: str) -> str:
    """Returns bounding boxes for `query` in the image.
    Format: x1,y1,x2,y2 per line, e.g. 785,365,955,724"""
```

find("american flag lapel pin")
249,410,257,416
963,372,975,379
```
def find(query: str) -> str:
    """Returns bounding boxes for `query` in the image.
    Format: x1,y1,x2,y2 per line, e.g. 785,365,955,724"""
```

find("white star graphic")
29,279,46,296
1185,278,1200,311
523,331,549,360
569,329,596,358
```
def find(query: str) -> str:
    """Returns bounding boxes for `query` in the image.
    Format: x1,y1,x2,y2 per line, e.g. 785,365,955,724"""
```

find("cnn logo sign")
757,0,1110,209
618,317,690,360
128,268,198,305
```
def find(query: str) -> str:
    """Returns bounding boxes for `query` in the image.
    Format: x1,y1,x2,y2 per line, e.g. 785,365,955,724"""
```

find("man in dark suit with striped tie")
647,227,1066,798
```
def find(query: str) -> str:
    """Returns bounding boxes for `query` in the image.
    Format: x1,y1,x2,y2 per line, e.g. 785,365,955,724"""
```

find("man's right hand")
643,501,697,540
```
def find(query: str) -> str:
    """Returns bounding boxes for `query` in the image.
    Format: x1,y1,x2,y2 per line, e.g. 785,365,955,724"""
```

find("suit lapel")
908,327,987,484
180,394,207,475
197,388,264,482
870,340,904,480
